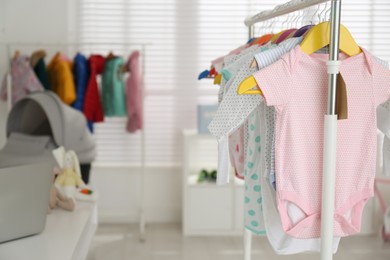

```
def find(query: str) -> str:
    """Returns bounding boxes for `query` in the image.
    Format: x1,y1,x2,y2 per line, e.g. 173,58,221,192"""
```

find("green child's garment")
102,57,127,116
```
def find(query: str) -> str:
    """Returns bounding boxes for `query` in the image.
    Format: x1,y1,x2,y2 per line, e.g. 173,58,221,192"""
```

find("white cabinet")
182,130,244,236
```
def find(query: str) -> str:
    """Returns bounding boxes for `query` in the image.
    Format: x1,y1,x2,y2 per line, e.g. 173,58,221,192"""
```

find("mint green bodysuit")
102,57,127,116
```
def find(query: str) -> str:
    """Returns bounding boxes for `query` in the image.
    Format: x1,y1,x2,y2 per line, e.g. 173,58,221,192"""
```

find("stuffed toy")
52,147,86,200
48,185,75,213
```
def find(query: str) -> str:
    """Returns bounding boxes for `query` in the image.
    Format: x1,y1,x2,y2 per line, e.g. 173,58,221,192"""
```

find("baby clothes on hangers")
210,46,268,185
47,53,76,105
244,108,266,235
212,38,316,244
102,56,127,117
251,37,303,189
73,53,94,132
31,50,51,90
245,37,339,252
1,55,44,105
257,102,341,254
209,37,302,142
73,53,90,111
252,45,390,238
210,44,275,233
84,55,105,124
218,45,262,103
222,46,265,179
126,51,143,133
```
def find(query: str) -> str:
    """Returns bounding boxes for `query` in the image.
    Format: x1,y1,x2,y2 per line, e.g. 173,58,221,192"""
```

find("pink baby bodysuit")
253,45,390,239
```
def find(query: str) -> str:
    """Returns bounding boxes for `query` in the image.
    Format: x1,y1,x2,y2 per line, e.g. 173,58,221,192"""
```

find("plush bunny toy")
52,147,86,200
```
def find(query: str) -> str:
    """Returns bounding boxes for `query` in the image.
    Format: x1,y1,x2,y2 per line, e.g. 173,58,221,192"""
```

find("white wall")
0,0,70,147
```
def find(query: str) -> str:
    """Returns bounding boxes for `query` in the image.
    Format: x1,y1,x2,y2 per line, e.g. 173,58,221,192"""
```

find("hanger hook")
299,9,304,26
257,22,263,37
324,5,332,22
285,13,291,29
294,10,301,28
311,4,321,24
285,14,290,29
289,13,293,28
269,18,279,30
319,2,328,23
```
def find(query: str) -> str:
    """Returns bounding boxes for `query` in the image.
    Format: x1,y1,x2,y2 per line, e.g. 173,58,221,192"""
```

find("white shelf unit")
182,129,244,236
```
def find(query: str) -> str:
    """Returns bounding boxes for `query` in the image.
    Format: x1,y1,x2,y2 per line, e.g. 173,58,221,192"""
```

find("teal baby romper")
102,57,127,116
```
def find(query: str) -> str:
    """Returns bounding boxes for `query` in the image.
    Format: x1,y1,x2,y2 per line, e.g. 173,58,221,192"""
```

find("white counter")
0,201,97,260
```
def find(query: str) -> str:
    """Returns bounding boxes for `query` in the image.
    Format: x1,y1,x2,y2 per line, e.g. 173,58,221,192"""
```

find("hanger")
198,69,210,80
238,21,361,95
107,51,116,60
275,28,297,44
293,24,313,37
250,34,274,46
237,76,262,95
270,30,287,44
285,29,298,40
300,21,361,56
247,38,256,44
213,74,222,85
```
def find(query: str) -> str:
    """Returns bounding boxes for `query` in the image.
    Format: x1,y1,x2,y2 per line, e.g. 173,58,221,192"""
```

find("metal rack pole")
243,24,255,260
320,1,341,260
139,45,146,242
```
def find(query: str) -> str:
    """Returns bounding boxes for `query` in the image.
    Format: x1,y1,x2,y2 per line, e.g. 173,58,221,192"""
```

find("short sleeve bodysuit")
253,45,390,238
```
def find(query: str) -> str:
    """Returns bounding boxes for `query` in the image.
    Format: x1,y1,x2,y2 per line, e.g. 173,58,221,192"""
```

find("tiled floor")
87,224,390,260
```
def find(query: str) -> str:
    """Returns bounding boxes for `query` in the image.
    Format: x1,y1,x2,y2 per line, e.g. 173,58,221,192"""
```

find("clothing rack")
244,1,340,260
2,41,150,242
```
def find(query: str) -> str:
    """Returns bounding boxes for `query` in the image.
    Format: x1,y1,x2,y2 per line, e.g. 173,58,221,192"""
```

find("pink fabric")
1,55,43,105
253,46,390,238
228,126,245,179
126,51,143,133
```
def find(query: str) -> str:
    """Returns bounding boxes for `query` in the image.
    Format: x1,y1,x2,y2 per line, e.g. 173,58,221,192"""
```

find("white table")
0,201,97,260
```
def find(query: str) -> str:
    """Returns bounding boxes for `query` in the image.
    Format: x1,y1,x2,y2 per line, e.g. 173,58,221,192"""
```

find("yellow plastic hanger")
214,74,222,85
300,21,361,56
237,76,262,95
238,22,361,95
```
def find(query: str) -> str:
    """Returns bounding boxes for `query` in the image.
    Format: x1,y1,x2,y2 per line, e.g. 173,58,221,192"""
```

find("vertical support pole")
6,44,12,112
243,25,254,260
248,25,254,39
321,1,341,260
6,73,11,112
244,229,252,260
139,45,146,242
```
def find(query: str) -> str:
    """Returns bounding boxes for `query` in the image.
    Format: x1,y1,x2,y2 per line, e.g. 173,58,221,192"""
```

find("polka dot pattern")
208,47,267,140
218,45,263,103
253,45,388,238
244,108,266,234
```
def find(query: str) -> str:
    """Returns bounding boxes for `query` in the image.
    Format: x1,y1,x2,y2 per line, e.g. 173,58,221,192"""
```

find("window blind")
77,0,390,166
